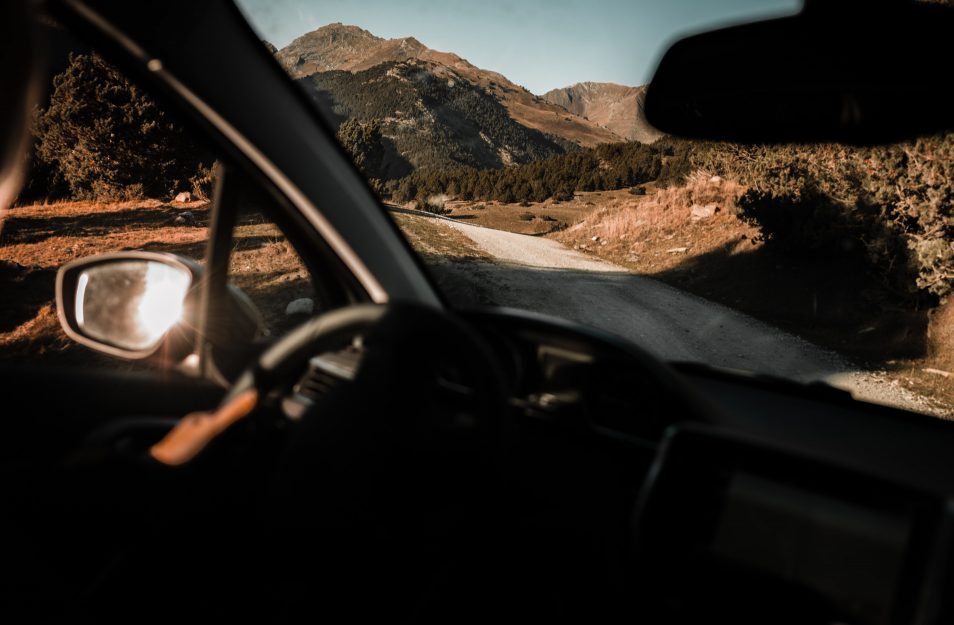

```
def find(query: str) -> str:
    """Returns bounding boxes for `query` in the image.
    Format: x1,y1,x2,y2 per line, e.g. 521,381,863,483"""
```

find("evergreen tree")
34,53,210,200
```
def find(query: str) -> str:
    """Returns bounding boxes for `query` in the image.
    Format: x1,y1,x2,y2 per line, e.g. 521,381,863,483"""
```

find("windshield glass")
238,0,954,418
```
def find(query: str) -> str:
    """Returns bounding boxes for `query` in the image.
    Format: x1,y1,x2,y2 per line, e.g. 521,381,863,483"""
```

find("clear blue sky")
237,0,801,94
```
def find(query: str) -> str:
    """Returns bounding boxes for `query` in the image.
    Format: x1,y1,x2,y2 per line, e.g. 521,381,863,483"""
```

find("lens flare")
136,263,190,345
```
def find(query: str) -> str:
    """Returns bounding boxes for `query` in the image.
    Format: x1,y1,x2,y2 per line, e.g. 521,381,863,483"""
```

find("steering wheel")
159,302,511,523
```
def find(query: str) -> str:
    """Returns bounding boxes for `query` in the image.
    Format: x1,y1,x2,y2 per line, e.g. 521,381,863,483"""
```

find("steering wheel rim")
225,301,509,447
223,303,391,405
216,302,511,533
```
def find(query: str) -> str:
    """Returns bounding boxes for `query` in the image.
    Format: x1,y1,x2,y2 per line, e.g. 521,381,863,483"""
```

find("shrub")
336,118,387,181
189,162,218,199
518,212,535,221
420,193,451,215
33,53,212,200
552,185,574,202
694,135,954,301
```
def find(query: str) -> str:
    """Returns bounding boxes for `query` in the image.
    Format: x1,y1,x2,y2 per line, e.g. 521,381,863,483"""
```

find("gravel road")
429,215,948,417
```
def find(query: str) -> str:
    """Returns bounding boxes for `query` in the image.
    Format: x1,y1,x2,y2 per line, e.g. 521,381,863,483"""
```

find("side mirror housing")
56,251,200,360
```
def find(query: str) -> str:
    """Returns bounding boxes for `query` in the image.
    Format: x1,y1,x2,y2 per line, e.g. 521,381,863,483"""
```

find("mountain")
276,23,623,155
542,82,664,144
300,61,573,176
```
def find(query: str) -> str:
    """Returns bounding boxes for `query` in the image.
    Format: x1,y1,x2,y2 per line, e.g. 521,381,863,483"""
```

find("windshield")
238,0,954,418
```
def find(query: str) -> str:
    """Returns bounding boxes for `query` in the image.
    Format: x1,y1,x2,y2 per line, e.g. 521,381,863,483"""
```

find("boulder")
174,191,192,203
285,298,315,316
690,204,717,221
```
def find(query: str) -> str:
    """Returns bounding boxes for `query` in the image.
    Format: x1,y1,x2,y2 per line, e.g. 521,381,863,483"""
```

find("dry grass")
555,172,756,274
0,199,314,366
418,192,604,235
575,172,744,237
228,214,315,335
391,211,497,308
890,299,954,409
392,212,488,261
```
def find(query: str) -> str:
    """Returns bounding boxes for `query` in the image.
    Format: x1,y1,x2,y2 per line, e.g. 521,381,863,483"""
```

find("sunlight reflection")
136,262,190,345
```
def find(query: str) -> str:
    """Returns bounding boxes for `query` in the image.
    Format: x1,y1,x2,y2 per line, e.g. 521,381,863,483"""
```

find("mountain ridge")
276,23,624,149
542,82,664,144
301,59,574,175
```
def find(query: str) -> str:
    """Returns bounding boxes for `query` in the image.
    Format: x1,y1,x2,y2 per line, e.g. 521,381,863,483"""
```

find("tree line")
382,139,692,204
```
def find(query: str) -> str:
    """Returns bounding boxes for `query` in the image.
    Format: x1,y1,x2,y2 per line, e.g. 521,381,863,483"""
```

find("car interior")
2,1,954,624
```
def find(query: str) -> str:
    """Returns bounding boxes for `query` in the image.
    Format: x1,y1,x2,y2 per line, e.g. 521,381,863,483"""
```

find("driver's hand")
150,390,258,466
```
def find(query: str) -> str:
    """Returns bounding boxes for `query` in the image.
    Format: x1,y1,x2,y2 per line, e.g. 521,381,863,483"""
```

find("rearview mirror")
645,2,954,144
56,252,199,359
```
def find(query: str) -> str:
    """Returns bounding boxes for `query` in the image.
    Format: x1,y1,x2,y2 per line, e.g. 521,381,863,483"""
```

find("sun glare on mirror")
76,260,192,351
136,262,190,345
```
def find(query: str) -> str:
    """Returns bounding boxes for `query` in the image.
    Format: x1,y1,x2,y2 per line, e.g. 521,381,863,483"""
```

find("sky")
237,0,801,95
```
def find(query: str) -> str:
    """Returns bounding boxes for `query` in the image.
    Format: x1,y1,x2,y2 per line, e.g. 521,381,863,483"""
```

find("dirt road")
427,214,948,417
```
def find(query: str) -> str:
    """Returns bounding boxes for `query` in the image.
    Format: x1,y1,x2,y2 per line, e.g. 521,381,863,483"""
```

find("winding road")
421,213,947,416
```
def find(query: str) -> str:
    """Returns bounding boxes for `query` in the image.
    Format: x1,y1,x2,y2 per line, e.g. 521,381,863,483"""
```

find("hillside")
302,61,572,175
277,23,623,149
543,82,664,143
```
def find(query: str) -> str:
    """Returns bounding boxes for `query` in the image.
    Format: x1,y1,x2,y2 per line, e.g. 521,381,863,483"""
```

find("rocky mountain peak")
543,82,664,143
276,24,625,148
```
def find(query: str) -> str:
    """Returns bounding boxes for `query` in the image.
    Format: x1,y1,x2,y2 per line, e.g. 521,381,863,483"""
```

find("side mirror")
56,252,199,360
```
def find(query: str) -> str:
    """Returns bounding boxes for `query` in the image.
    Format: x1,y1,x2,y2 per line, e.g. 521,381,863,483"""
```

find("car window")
228,199,318,338
0,22,325,376
238,0,954,418
0,46,214,369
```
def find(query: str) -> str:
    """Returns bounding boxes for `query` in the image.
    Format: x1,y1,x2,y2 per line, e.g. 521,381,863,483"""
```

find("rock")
285,298,315,316
666,247,690,254
174,191,192,203
690,204,717,221
591,236,600,242
173,211,195,226
710,175,723,183
173,216,187,225
600,240,607,246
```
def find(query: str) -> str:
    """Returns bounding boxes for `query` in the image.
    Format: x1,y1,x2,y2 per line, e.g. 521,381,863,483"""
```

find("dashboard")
466,308,954,625
284,306,954,625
